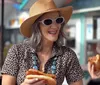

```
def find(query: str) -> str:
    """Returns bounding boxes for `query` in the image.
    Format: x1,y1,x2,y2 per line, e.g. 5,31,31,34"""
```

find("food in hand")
26,69,56,85
88,54,100,71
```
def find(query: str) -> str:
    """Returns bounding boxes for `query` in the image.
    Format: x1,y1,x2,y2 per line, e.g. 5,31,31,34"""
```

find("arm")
65,48,84,85
69,80,83,85
1,45,19,85
2,74,46,85
2,74,16,85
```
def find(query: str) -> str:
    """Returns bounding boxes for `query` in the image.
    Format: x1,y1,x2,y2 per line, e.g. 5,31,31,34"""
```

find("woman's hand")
88,62,100,79
21,78,46,85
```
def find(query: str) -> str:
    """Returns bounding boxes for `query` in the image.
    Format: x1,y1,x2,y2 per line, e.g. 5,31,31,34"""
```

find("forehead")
41,11,59,19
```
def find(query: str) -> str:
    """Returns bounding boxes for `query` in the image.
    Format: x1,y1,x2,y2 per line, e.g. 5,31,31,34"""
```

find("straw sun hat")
20,0,73,38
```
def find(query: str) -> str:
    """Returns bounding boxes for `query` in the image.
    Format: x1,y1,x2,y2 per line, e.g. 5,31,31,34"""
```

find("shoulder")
5,39,33,63
9,39,31,52
59,46,78,63
61,46,76,56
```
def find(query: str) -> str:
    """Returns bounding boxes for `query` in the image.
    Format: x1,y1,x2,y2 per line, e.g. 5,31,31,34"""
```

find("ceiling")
0,0,70,25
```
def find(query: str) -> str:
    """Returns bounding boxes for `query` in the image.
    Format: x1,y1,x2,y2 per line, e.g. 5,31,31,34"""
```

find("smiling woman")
1,0,84,85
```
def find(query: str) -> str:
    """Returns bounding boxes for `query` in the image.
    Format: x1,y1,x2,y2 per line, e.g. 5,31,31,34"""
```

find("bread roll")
26,69,56,85
88,54,100,71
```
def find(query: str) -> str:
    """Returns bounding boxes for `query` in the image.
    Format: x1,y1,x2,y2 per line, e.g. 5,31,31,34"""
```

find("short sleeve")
1,45,19,77
65,51,84,84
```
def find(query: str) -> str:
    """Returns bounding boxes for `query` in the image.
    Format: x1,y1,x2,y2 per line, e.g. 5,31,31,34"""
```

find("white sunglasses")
40,16,65,26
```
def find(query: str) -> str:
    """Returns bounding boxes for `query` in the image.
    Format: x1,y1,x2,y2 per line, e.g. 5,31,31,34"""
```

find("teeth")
48,31,57,34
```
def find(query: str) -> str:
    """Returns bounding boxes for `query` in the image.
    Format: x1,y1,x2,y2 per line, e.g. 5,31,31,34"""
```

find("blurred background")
1,0,100,85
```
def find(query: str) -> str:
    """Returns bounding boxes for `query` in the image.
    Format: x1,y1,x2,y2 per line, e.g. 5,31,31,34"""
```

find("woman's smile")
48,29,58,35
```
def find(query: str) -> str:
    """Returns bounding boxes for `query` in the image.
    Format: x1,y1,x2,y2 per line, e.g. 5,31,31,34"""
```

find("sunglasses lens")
44,19,52,25
56,17,64,24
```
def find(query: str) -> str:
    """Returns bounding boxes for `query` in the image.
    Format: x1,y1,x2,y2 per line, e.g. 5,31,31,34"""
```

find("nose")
50,22,58,28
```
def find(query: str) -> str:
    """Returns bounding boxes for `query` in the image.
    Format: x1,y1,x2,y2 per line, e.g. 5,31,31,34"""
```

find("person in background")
87,59,100,85
88,43,100,79
88,62,100,79
87,78,100,85
1,0,84,85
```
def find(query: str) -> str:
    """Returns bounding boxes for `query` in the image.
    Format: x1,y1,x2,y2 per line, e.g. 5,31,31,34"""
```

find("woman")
2,0,84,85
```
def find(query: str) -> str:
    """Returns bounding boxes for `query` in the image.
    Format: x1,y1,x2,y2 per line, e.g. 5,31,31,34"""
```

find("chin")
44,36,58,42
48,38,58,42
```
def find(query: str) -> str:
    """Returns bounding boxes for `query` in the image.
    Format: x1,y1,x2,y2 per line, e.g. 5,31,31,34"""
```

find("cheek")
40,25,48,35
57,24,62,32
59,24,62,28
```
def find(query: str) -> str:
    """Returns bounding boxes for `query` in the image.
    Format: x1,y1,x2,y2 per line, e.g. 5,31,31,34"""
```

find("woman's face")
39,12,62,42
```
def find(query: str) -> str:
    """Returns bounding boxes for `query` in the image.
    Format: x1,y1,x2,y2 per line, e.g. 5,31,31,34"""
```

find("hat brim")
20,6,73,38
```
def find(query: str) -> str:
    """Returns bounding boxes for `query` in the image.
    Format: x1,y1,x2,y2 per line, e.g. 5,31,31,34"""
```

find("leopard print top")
1,40,84,85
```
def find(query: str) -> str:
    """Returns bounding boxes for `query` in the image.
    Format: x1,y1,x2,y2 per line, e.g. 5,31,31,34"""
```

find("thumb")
91,64,95,74
24,78,39,84
91,64,97,79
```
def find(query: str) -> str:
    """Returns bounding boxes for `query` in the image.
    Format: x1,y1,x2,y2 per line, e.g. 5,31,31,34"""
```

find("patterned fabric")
1,39,84,85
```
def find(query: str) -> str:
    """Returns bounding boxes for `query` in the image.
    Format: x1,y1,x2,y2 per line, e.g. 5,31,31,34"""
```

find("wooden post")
0,0,5,69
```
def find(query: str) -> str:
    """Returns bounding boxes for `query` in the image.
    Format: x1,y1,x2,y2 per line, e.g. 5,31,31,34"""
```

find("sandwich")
88,54,100,71
26,69,56,85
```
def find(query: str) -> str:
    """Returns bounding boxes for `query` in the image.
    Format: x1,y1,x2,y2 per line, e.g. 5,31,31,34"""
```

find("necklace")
32,53,57,74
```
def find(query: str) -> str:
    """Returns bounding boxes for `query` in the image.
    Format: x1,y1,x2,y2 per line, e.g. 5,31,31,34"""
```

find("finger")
91,65,98,79
35,80,47,85
95,71,100,77
88,62,92,73
24,78,39,84
91,64,95,74
96,71,100,75
97,73,100,78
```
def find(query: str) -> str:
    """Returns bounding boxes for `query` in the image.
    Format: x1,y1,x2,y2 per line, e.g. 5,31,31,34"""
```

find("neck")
37,39,54,60
41,39,53,54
